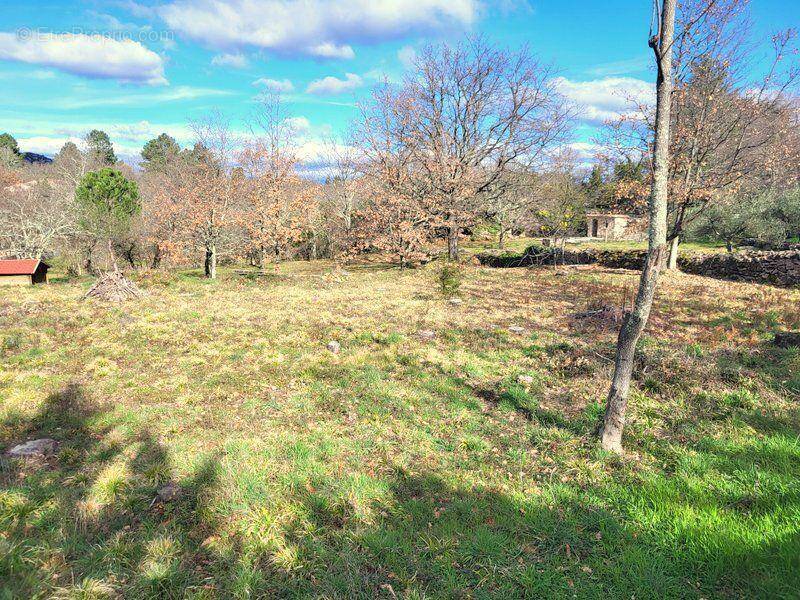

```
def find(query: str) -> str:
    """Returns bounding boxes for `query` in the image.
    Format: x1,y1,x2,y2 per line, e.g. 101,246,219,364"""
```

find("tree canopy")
0,133,20,155
85,130,117,165
76,168,140,240
141,133,181,172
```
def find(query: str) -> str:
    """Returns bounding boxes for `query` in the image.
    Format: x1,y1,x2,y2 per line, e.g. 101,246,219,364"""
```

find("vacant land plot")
1,262,798,598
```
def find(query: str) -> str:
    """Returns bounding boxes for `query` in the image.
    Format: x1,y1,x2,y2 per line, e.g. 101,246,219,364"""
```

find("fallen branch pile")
84,271,144,302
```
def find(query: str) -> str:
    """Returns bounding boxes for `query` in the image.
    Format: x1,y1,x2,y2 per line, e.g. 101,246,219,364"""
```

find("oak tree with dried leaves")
180,114,243,279
239,95,311,270
357,38,573,260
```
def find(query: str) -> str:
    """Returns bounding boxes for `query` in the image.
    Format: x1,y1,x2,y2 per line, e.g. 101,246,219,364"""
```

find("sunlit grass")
1,259,798,598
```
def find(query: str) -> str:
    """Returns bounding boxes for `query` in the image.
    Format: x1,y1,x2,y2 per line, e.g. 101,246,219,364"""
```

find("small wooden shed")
0,259,50,286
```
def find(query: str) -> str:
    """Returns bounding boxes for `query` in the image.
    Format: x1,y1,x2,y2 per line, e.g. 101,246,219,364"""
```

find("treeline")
0,39,592,276
1,24,798,275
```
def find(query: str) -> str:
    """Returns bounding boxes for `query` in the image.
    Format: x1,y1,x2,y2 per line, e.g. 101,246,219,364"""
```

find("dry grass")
1,259,798,598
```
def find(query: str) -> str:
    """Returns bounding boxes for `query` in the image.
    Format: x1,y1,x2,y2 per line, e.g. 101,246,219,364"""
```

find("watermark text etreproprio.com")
16,27,175,44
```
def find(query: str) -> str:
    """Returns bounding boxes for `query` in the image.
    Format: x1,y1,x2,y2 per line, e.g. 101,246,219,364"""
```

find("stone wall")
477,245,800,287
477,246,648,269
680,250,800,287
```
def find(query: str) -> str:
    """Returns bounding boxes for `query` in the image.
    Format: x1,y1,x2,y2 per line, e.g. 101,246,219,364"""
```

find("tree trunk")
725,240,733,253
84,246,94,275
205,244,217,279
599,0,675,454
125,245,136,269
666,236,680,270
498,225,506,250
107,238,119,273
260,245,268,272
447,219,459,261
151,244,162,269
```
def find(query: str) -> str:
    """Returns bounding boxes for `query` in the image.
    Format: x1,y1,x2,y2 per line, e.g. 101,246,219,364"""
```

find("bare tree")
239,95,310,270
176,112,242,279
355,80,417,201
601,0,799,268
486,170,536,250
351,81,430,264
528,149,587,256
357,38,573,260
0,177,76,259
319,137,363,259
599,0,676,453
53,142,90,189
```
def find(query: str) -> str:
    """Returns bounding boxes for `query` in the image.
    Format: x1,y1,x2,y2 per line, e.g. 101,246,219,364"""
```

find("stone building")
586,212,646,241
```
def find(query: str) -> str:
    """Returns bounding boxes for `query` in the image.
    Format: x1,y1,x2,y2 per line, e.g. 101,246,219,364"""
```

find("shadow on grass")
0,383,222,599
467,378,598,439
2,384,798,598
343,260,405,273
244,464,800,598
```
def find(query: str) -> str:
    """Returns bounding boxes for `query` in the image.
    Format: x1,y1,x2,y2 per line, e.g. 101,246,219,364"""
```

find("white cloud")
158,0,477,59
397,45,417,69
113,123,154,141
0,32,167,85
11,112,351,175
30,69,56,79
285,116,311,133
16,135,85,156
253,77,295,93
308,42,355,60
294,138,358,180
554,77,654,124
211,52,249,68
115,0,157,20
495,0,533,16
49,85,233,109
565,141,601,165
86,10,151,33
14,119,196,161
306,73,362,95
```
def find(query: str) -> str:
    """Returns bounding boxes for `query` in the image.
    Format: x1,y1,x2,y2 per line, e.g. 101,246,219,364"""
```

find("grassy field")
1,259,799,598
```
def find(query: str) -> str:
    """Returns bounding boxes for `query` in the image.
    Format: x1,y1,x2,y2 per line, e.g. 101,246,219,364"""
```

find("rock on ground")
5,438,59,458
418,329,436,340
508,325,526,334
157,481,183,502
327,341,341,354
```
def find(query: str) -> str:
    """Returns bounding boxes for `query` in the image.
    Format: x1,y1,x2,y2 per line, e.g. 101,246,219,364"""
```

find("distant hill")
22,152,53,165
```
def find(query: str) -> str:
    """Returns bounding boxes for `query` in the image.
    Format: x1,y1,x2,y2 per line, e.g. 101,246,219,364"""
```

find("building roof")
0,259,46,275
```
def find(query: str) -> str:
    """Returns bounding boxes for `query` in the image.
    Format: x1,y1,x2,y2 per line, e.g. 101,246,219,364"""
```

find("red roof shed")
0,259,49,285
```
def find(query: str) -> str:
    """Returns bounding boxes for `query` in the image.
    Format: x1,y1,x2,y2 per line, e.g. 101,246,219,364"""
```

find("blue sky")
0,0,797,165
